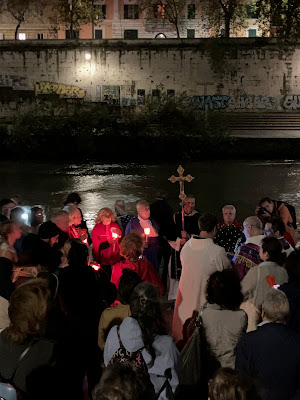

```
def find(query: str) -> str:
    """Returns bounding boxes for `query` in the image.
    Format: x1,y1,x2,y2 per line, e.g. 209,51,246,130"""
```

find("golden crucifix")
169,165,194,231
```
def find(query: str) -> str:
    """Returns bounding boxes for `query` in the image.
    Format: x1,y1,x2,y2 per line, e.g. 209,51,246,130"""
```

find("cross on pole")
169,165,194,232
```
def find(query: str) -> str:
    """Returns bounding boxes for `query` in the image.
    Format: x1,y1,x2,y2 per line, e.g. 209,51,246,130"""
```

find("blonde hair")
62,238,82,258
96,207,116,224
0,221,19,241
7,278,50,344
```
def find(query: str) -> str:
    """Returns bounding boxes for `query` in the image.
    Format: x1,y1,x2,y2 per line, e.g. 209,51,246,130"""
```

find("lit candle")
144,227,150,243
112,231,120,252
83,238,88,245
91,262,100,271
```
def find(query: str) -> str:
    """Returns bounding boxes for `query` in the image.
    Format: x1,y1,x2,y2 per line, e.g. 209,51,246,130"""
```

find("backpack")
108,326,148,374
276,201,297,229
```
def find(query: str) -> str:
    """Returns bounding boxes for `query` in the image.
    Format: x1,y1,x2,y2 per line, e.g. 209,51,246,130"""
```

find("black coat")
235,322,300,400
0,333,66,400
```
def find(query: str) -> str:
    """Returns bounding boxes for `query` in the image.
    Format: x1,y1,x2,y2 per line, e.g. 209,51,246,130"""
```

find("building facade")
0,1,260,41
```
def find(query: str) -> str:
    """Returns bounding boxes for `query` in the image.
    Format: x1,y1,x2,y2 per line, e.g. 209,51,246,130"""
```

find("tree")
254,0,300,38
51,0,103,39
0,0,45,39
139,0,193,38
205,0,247,38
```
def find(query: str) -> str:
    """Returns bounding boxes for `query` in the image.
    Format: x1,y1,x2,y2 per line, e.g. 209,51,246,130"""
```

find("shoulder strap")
10,342,33,382
116,326,123,347
155,369,174,400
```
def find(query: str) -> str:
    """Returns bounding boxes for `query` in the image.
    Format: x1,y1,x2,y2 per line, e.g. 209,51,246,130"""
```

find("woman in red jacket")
92,208,123,269
111,232,164,296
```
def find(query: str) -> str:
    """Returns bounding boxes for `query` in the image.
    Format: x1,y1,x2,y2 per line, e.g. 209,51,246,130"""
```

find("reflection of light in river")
69,174,142,230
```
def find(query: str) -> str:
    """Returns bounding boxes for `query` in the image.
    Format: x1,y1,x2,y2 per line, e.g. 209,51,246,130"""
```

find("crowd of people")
0,191,299,400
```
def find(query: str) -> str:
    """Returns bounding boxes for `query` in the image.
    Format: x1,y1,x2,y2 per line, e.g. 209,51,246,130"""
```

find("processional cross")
168,165,194,232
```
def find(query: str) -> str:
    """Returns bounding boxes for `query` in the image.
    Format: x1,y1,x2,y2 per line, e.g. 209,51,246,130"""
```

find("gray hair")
51,209,69,221
222,205,236,214
136,200,149,210
262,289,289,324
243,216,263,230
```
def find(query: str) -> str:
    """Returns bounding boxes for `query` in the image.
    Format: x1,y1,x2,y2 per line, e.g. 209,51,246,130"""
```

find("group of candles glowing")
111,228,151,243
90,227,151,272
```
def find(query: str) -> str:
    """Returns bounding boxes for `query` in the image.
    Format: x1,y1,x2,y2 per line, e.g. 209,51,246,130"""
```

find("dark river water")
1,160,300,230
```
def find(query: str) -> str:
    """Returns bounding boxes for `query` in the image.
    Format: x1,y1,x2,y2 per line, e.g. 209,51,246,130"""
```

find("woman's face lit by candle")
101,216,112,225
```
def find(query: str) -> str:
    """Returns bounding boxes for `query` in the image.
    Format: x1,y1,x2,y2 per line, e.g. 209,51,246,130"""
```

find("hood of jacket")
119,317,144,352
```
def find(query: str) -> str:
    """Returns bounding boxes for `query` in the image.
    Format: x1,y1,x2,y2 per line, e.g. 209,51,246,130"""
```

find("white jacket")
172,237,231,342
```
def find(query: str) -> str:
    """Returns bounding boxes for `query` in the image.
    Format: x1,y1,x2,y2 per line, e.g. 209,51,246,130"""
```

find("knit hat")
38,221,59,239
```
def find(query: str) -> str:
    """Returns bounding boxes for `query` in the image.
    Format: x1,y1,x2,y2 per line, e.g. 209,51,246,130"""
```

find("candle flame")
91,263,100,271
144,228,150,235
83,238,88,244
112,232,119,239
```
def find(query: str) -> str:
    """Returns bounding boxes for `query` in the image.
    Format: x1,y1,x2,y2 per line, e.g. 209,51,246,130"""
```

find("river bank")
1,131,300,162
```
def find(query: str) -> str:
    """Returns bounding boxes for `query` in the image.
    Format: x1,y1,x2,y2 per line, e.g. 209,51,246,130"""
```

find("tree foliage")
139,0,194,38
50,0,103,38
205,0,247,38
0,0,46,38
254,0,300,38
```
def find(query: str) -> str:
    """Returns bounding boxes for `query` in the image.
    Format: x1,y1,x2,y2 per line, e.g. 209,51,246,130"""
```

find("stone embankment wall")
0,38,300,119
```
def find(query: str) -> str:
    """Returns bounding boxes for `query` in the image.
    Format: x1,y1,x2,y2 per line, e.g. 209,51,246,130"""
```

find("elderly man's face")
183,198,195,214
223,208,235,225
137,205,150,220
55,214,70,232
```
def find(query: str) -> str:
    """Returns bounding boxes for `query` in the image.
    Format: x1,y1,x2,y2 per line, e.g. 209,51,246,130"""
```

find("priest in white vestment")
172,212,231,343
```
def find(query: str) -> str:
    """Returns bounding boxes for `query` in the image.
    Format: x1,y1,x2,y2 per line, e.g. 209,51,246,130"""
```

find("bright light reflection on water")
1,160,300,232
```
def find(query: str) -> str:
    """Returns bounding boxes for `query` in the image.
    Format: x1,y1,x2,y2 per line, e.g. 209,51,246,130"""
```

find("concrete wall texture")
0,38,300,119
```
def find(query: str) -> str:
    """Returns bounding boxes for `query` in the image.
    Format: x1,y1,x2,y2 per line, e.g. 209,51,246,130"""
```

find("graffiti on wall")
229,94,277,110
282,95,300,110
192,95,230,110
191,94,277,110
35,82,85,98
0,75,28,89
102,86,120,105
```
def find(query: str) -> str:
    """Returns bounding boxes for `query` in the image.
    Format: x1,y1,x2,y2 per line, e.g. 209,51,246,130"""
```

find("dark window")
66,30,79,39
246,4,258,18
152,89,160,98
95,29,103,39
36,33,45,39
153,3,165,18
187,4,196,19
124,29,138,39
187,29,195,38
94,4,106,19
124,4,139,19
137,89,145,105
167,89,175,98
248,28,257,37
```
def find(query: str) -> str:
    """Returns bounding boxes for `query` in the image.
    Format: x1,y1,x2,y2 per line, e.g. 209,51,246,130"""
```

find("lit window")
153,3,165,18
18,33,26,40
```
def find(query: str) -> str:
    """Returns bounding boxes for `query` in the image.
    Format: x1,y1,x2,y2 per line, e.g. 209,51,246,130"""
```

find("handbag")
178,310,205,386
178,310,220,386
